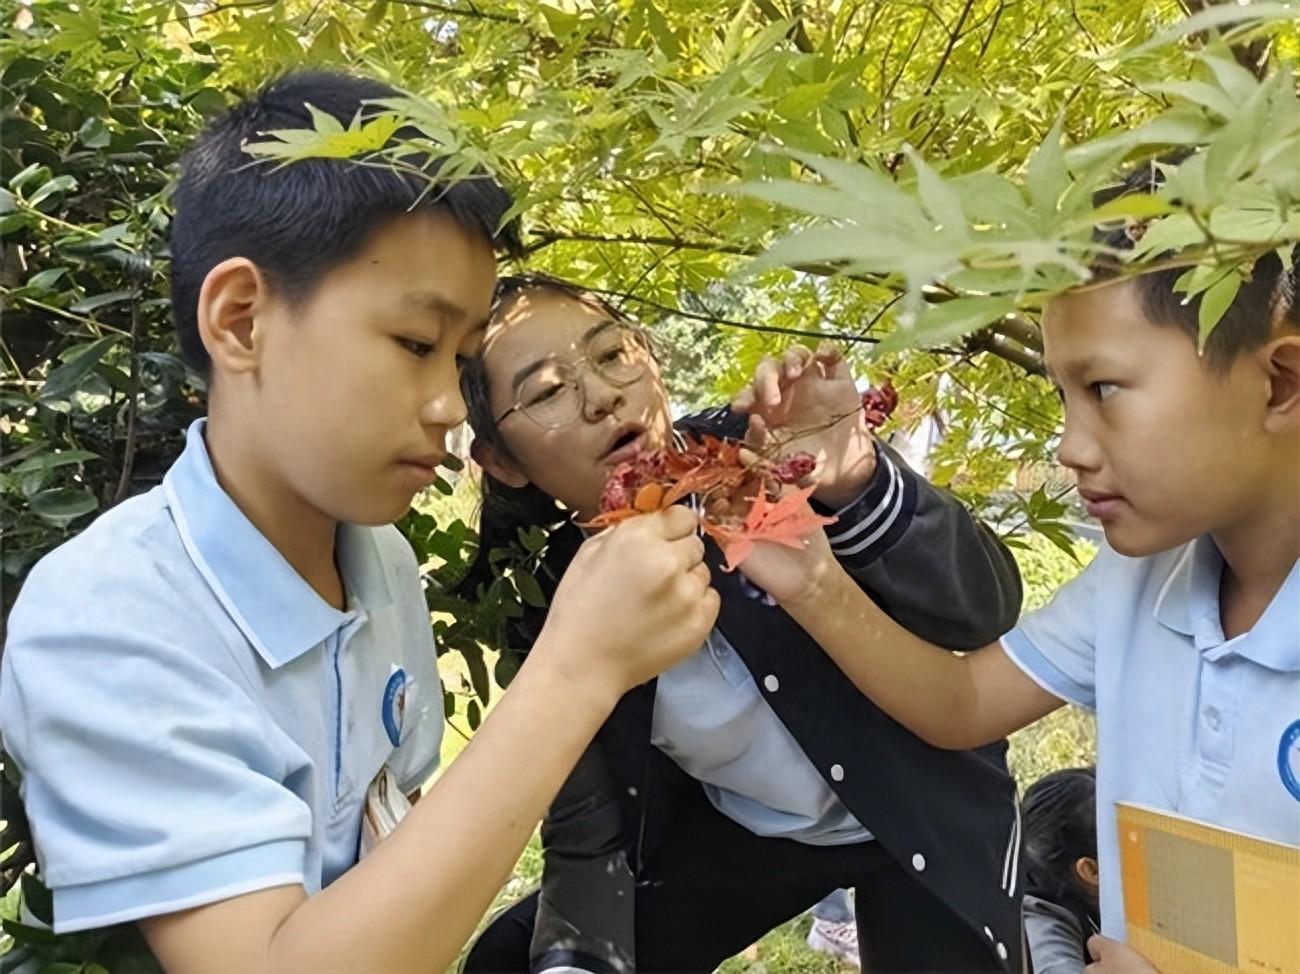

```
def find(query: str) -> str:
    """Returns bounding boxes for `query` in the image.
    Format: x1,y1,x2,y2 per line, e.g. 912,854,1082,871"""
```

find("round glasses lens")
590,325,648,384
517,364,582,428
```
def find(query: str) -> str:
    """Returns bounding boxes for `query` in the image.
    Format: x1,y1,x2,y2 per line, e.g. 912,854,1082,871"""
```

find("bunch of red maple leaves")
586,381,897,571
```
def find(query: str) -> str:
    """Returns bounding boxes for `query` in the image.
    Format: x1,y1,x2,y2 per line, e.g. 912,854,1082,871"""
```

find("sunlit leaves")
739,40,1300,351
243,105,404,162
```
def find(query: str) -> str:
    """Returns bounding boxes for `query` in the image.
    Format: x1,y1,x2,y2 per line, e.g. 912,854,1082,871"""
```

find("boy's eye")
397,337,435,358
1091,381,1119,401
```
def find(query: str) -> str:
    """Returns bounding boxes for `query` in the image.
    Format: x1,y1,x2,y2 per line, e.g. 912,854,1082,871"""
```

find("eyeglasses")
496,322,652,429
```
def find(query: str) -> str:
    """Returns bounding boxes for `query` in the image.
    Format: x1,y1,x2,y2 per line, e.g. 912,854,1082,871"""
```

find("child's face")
1042,281,1276,557
244,211,497,525
479,289,674,519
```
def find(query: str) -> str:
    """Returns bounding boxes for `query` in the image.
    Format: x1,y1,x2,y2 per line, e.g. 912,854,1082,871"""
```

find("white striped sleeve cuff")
818,444,917,569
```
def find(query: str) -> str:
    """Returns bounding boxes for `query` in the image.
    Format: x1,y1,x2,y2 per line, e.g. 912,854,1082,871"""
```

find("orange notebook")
1117,803,1300,974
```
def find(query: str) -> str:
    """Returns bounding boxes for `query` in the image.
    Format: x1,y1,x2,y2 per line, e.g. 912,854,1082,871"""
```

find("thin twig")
586,286,884,345
163,0,275,25
944,369,1058,436
998,484,1078,538
385,0,521,24
923,0,977,96
522,229,756,259
112,301,142,506
858,293,904,336
1,293,131,338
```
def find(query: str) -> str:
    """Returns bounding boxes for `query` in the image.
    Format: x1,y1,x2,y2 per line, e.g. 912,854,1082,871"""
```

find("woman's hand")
731,342,877,511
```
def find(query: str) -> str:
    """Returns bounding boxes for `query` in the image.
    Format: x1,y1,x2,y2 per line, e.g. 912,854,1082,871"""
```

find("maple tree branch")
522,231,1057,375
964,331,1046,377
923,0,977,96
585,286,884,346
160,0,274,24
1179,0,1273,77
384,0,522,24
753,0,816,53
523,228,893,287
991,315,1043,352
944,370,1060,436
522,229,756,259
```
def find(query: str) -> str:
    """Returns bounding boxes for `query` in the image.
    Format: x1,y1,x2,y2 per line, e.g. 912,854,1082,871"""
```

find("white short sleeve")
1,560,312,933
1000,550,1105,711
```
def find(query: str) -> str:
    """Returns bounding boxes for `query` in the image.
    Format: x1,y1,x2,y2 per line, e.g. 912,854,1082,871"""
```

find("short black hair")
1092,155,1298,367
170,70,522,371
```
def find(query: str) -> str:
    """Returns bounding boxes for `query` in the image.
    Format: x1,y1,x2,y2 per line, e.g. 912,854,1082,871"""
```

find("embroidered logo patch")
382,666,408,748
1278,719,1300,802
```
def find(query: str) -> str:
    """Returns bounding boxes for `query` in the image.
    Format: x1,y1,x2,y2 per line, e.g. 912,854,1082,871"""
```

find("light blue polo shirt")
0,420,442,933
1002,537,1299,938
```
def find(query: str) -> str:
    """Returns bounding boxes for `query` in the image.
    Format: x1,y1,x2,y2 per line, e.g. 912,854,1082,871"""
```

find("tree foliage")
1,0,1298,967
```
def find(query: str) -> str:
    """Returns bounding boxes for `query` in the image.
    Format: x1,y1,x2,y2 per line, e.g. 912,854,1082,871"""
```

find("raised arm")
727,343,1061,748
731,343,1021,649
775,543,1062,749
816,439,1021,648
129,509,716,973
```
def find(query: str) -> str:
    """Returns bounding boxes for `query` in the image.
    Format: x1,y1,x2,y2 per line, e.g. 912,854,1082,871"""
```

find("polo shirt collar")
162,420,393,669
1154,534,1299,671
1240,558,1299,672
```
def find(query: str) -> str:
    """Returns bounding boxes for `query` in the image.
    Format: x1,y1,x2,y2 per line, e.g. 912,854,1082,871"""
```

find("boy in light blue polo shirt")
731,159,1299,973
0,71,720,971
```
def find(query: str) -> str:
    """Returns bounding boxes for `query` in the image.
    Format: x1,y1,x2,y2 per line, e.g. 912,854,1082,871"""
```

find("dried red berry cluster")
861,380,898,430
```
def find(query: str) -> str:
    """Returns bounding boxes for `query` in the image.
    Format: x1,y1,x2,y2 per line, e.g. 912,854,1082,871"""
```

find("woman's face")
480,288,675,520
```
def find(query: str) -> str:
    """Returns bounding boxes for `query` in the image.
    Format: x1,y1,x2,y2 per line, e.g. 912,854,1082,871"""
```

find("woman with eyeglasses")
458,275,1026,974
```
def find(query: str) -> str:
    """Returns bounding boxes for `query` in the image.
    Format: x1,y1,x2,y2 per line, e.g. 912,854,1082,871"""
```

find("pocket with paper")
361,766,413,857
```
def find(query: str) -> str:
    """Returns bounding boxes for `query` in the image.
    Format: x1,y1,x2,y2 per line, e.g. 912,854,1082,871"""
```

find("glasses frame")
494,322,654,430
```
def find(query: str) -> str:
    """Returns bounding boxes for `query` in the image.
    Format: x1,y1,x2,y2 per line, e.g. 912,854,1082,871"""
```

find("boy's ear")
196,257,271,375
1260,334,1300,433
472,438,530,488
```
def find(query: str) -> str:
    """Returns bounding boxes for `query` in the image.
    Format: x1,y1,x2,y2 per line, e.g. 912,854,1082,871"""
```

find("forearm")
270,647,615,971
145,645,619,974
784,565,1056,749
785,566,982,747
820,444,1022,649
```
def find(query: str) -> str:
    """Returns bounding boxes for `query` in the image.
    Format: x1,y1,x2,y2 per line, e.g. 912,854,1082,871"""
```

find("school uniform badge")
1279,719,1300,802
382,665,408,748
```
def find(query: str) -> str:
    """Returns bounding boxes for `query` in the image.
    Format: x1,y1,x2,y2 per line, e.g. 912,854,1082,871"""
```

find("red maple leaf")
585,435,830,569
701,485,837,572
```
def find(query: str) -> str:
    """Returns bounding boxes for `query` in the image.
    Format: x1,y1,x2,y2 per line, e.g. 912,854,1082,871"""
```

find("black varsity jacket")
523,407,1028,973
